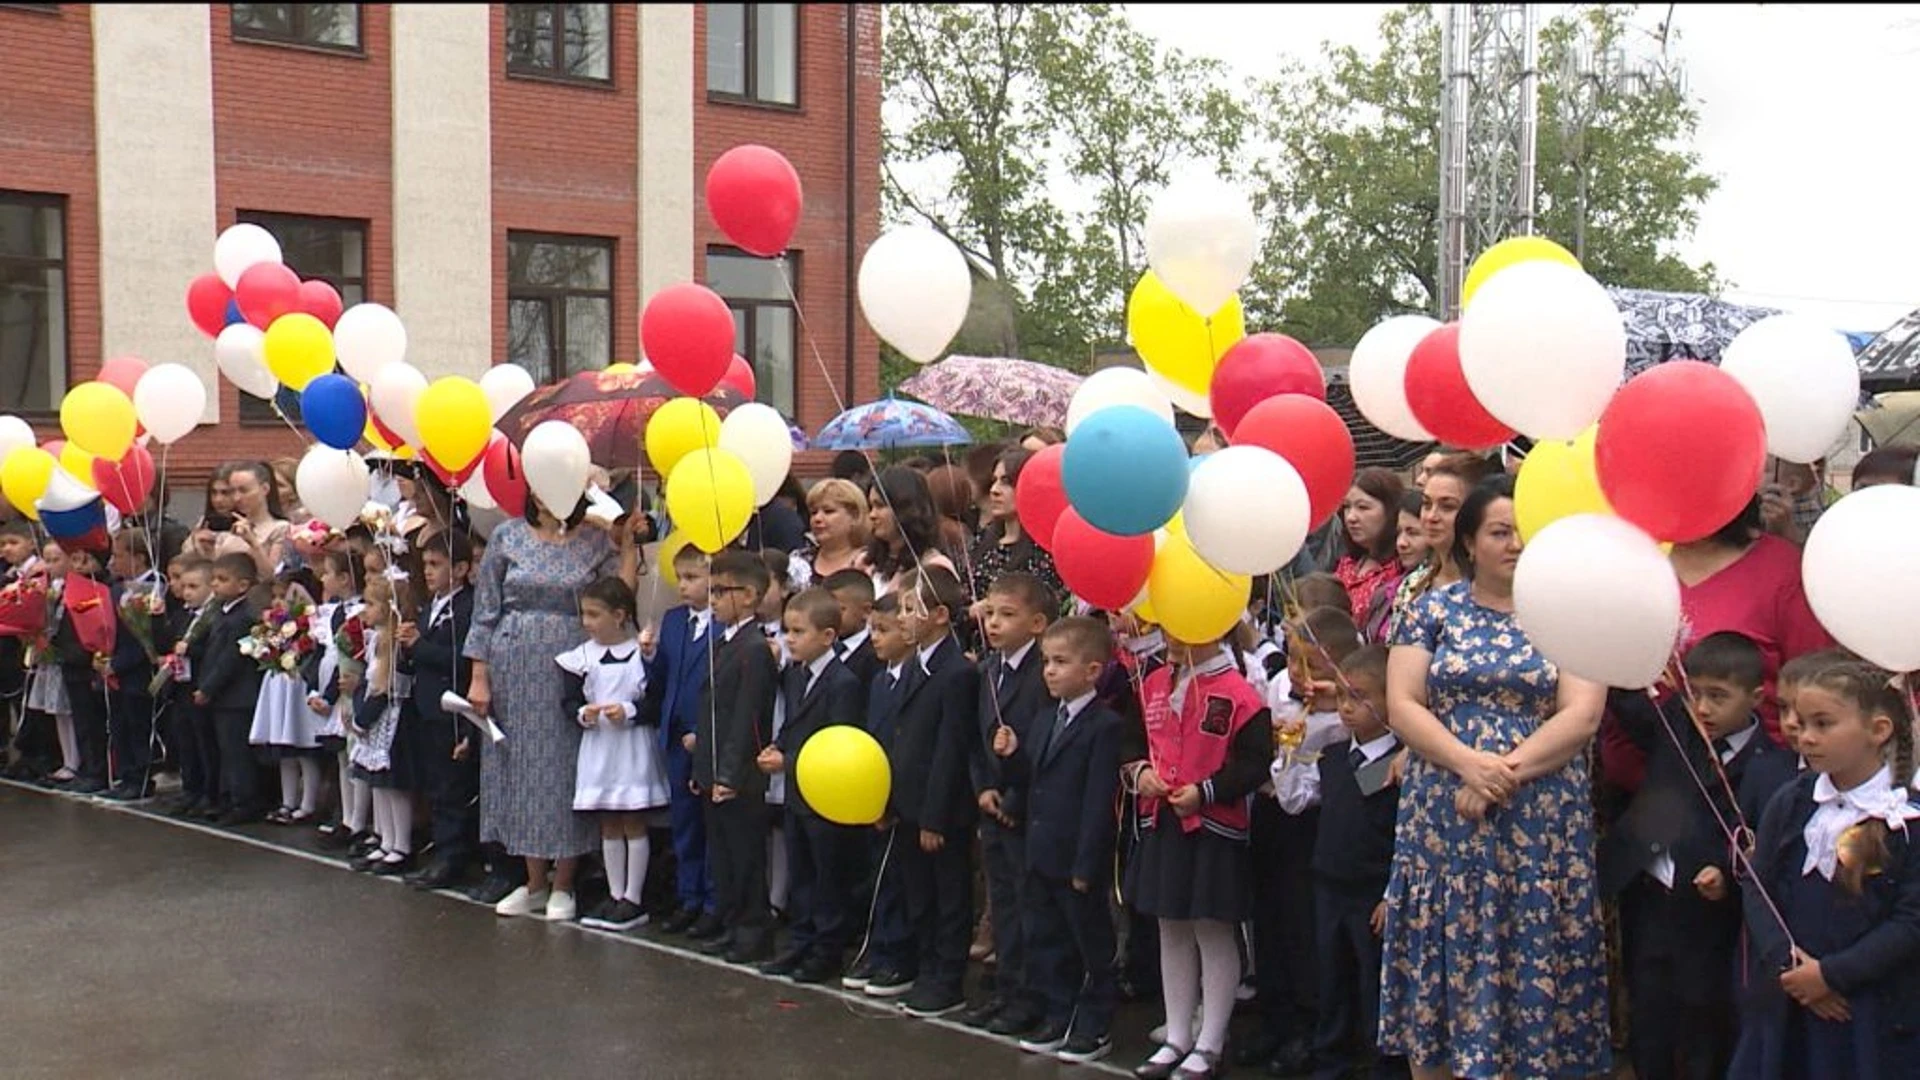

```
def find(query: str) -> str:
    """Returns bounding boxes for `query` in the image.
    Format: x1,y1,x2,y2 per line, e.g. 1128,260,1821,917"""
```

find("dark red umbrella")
495,369,749,469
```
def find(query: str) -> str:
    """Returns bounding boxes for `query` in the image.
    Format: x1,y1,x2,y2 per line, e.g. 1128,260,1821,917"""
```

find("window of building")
707,247,796,418
508,233,613,385
505,3,611,83
0,192,67,415
231,4,362,52
234,212,368,425
706,3,797,107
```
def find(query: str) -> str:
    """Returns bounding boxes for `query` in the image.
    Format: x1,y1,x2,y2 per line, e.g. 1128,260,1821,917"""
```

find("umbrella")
1605,286,1781,375
895,354,1084,428
1856,306,1920,393
496,369,747,469
813,396,972,451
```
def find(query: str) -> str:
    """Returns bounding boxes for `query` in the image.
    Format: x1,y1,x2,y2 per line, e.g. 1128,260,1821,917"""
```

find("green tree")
1250,3,1718,347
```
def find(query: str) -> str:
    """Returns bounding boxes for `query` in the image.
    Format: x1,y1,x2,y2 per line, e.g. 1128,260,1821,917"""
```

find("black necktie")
1712,737,1733,762
1349,745,1367,771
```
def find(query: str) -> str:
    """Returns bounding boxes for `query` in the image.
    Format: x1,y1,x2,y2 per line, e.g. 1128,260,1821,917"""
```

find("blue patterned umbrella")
813,395,971,450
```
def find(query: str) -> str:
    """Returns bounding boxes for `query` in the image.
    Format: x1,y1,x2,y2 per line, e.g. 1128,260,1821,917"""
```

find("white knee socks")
603,836,627,901
385,788,414,855
298,758,322,816
371,787,392,851
280,759,300,809
1157,918,1240,1059
1159,919,1201,1053
624,834,650,904
56,712,79,771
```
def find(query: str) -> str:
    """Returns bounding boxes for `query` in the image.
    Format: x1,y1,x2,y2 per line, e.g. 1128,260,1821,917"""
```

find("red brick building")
0,3,881,490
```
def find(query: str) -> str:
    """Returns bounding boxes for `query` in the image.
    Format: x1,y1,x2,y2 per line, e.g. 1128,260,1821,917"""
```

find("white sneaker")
544,890,577,921
495,886,550,917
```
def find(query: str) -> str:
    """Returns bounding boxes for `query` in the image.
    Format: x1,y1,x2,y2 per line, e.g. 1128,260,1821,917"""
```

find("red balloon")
641,283,736,397
721,354,757,401
1595,361,1767,544
1209,333,1326,437
1014,443,1070,549
369,410,407,453
422,447,480,489
1231,395,1356,529
300,280,345,329
235,262,304,330
482,433,527,518
92,444,156,515
186,273,233,338
1052,509,1154,611
97,356,149,397
1404,323,1514,451
705,144,804,258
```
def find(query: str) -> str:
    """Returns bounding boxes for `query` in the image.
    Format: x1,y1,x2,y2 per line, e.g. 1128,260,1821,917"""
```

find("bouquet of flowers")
288,519,340,560
241,595,316,676
152,600,217,695
117,587,161,666
334,611,369,682
0,574,49,640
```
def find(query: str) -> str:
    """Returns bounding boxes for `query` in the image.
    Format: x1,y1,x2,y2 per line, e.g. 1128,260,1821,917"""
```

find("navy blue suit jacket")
999,699,1121,884
888,636,979,835
402,588,473,722
642,604,711,748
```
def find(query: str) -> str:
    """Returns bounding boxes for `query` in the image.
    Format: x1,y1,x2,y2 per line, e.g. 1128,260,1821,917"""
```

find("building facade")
0,3,882,485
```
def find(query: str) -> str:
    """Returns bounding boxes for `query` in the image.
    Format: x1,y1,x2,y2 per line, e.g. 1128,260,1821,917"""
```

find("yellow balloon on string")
1127,270,1245,397
1514,425,1612,542
1462,236,1581,309
1146,528,1249,645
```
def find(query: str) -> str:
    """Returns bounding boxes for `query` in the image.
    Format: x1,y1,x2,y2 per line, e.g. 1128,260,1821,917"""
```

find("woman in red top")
1333,468,1406,643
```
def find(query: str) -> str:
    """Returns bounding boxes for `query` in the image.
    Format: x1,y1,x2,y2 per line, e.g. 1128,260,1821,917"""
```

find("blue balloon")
1062,405,1188,537
225,298,245,326
301,373,367,450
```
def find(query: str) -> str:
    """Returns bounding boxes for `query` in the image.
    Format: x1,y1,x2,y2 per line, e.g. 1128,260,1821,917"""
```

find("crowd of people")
3,429,1919,1080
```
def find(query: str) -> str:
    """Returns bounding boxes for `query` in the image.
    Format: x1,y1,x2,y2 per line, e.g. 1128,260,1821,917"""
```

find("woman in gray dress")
465,493,640,921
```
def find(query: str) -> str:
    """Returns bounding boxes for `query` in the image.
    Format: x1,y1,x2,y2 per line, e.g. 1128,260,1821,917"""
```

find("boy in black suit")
757,587,865,984
1601,630,1797,1080
166,558,221,818
846,590,918,995
690,549,781,965
400,531,476,890
992,616,1123,1064
822,569,880,690
193,553,266,826
104,528,163,800
960,572,1056,1035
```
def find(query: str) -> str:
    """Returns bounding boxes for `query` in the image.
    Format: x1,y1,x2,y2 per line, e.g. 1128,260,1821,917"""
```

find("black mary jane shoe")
1134,1045,1196,1080
369,853,416,877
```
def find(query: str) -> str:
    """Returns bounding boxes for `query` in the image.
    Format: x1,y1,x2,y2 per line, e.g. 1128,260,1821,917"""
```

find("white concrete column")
91,4,220,421
637,4,696,302
391,3,492,379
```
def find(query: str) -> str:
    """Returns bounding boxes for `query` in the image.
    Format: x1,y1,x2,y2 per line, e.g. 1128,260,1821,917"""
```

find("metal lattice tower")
1437,3,1540,321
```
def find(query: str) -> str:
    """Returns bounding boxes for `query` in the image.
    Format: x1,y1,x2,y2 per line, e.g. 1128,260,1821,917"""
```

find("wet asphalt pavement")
0,783,1136,1080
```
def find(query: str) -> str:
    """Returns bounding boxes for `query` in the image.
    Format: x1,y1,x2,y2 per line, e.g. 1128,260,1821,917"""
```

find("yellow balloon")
1514,425,1613,542
414,377,491,472
647,396,722,478
1,447,55,520
606,362,638,374
795,724,893,825
1127,270,1245,396
666,448,755,553
656,529,695,587
1146,529,1250,645
1461,235,1581,309
60,442,97,490
261,312,336,391
59,382,137,462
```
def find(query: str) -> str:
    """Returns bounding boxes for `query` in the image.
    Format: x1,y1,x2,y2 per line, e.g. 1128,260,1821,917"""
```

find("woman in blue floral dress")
1381,476,1612,1079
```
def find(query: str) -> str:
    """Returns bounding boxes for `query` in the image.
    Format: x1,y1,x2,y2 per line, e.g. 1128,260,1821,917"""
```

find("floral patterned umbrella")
813,395,972,450
896,354,1083,428
496,369,747,468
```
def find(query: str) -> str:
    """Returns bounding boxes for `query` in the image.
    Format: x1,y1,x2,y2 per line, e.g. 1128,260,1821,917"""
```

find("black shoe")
957,996,1006,1030
1237,1032,1284,1068
103,782,153,802
1266,1036,1313,1077
214,807,258,827
581,899,649,932
901,986,965,1019
685,912,726,941
698,932,735,957
370,853,415,876
725,935,773,966
791,953,840,985
1059,1032,1113,1064
67,776,106,795
405,858,461,891
314,823,355,851
348,831,381,858
759,948,807,978
1017,1018,1071,1052
197,803,227,822
987,1007,1044,1038
466,874,519,906
349,849,388,872
863,967,915,999
659,906,700,935
168,796,206,819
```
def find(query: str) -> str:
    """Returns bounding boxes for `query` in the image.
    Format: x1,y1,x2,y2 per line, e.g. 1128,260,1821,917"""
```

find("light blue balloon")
1062,405,1188,536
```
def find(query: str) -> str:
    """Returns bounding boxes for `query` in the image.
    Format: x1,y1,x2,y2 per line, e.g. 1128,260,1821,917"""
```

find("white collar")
917,637,946,673
1001,638,1036,672
1803,765,1920,880
1718,723,1756,761
222,596,247,613
805,650,835,684
1126,630,1165,658
1170,648,1235,710
838,626,870,655
885,660,905,682
1352,731,1400,765
722,616,756,642
1058,689,1097,724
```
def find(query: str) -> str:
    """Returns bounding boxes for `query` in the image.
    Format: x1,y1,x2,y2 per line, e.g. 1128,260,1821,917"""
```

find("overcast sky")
1120,2,1920,332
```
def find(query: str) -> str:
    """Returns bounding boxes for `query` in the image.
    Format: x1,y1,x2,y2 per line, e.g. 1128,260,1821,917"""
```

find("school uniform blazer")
888,636,979,836
108,578,160,692
969,648,1052,818
865,664,906,752
641,604,710,747
402,588,473,721
196,599,261,712
691,622,779,796
775,658,864,820
839,637,881,697
998,699,1122,884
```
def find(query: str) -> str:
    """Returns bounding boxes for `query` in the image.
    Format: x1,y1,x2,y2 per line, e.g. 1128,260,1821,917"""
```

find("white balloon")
295,446,371,530
1459,261,1626,441
480,363,537,423
333,303,409,383
858,225,972,364
131,364,207,444
214,323,278,400
1513,514,1679,689
213,223,282,289
1145,367,1213,419
0,415,35,460
459,467,498,511
1803,485,1920,671
522,420,592,519
1348,315,1439,442
1182,446,1311,575
1067,368,1175,435
1720,314,1861,465
1144,175,1259,316
719,402,794,507
369,361,429,449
